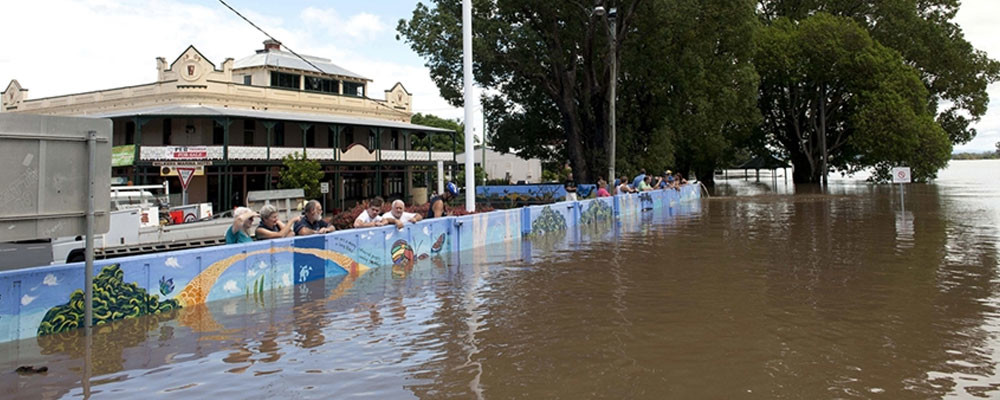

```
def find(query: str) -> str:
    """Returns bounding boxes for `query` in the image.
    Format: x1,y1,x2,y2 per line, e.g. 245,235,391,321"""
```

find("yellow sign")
160,165,204,177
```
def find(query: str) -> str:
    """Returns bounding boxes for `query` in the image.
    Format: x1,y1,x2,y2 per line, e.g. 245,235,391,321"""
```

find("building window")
162,118,172,145
368,131,377,150
270,72,300,89
274,123,285,146
305,76,339,94
390,130,400,150
304,125,316,147
213,123,224,145
345,130,354,148
243,75,252,85
343,81,364,97
125,121,135,144
244,119,255,146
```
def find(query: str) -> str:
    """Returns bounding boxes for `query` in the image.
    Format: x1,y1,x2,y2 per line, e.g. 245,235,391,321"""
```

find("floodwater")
2,160,999,399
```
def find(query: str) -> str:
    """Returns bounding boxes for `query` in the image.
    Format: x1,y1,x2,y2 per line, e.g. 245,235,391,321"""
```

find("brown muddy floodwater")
2,160,1000,399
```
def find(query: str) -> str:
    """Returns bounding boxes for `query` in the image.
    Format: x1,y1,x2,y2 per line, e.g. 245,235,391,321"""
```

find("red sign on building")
171,146,207,160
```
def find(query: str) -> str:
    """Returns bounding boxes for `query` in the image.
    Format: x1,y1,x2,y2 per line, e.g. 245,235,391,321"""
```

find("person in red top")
596,179,611,197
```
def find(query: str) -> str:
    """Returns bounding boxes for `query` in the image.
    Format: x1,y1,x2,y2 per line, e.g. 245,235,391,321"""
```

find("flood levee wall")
0,184,700,344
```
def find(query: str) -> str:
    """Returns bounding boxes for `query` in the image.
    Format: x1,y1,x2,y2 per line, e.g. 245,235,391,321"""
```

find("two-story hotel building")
1,40,457,212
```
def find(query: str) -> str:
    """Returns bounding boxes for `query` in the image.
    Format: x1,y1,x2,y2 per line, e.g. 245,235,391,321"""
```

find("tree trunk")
790,150,820,183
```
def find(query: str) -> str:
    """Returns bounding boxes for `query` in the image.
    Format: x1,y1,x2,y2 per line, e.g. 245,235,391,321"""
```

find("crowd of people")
226,182,460,244
227,170,687,244
592,168,689,197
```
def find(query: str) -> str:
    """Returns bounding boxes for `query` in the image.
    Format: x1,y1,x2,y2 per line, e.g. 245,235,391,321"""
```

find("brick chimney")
263,39,281,52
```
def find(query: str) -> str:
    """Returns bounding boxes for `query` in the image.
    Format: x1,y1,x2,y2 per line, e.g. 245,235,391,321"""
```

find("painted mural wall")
476,184,598,207
0,184,700,344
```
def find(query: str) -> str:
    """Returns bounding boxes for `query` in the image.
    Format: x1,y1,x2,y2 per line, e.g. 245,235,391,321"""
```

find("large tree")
755,13,952,183
398,0,644,184
616,0,759,182
758,0,1000,160
398,0,759,183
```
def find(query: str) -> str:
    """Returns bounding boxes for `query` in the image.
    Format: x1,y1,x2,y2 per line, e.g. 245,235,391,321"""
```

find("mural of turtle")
37,264,181,336
580,200,614,225
531,206,567,236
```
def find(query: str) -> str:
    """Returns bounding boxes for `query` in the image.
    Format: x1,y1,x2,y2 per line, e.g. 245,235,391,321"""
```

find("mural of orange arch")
175,246,370,308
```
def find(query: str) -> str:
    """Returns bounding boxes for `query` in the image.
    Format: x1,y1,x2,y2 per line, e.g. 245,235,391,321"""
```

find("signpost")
320,181,330,212
176,167,196,205
0,114,112,334
891,166,911,212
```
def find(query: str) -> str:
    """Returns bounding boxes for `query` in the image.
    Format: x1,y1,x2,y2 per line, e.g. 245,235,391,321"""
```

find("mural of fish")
430,233,446,253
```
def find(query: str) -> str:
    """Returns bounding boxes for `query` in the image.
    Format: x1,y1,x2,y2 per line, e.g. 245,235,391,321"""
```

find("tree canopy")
398,0,997,184
755,13,952,182
279,152,324,199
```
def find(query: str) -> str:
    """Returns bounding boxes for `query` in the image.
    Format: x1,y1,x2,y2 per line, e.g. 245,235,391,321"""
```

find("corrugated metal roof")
88,105,455,133
233,51,368,81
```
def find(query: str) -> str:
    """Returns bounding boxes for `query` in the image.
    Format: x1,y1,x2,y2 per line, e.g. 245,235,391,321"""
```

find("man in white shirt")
383,199,423,225
354,196,404,229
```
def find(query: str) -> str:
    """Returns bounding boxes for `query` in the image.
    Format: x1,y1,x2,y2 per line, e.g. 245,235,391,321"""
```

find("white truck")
49,183,234,264
0,183,231,270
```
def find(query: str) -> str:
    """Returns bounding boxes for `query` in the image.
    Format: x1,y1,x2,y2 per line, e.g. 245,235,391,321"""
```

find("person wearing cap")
427,182,458,219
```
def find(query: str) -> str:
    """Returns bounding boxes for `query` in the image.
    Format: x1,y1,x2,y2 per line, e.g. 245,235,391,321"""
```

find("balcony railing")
137,145,453,163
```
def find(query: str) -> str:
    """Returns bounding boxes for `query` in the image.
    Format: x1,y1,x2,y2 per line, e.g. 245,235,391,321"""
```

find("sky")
1,0,997,152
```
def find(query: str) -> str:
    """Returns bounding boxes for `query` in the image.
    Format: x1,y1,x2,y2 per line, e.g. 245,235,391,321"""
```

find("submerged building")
1,40,457,211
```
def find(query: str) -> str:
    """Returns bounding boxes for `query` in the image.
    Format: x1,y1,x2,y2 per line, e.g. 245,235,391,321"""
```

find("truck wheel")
67,250,85,263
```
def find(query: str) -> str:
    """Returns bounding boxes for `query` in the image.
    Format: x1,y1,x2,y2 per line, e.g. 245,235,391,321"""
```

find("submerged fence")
0,184,700,344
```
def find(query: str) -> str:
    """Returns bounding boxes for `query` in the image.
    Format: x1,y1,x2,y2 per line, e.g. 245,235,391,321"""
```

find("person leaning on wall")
254,204,300,239
427,182,459,219
383,199,422,224
355,196,405,229
294,200,336,236
226,206,257,244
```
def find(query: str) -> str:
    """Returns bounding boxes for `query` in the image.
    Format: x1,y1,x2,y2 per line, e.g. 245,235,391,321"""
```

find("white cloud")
281,273,292,287
42,274,59,286
223,280,239,293
300,7,386,41
423,226,431,236
165,257,181,269
21,294,38,306
954,0,1000,153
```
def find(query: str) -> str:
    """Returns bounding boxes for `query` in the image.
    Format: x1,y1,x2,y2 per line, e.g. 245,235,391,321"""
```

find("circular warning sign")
891,167,911,183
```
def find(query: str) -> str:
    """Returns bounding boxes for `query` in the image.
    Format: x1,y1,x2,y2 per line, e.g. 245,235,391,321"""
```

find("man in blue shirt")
632,169,646,189
294,200,335,236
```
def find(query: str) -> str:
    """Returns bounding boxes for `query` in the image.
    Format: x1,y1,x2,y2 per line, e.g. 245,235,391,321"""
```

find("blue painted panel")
207,241,270,302
292,235,326,284
269,237,296,288
477,184,598,202
355,226,395,267
526,203,572,236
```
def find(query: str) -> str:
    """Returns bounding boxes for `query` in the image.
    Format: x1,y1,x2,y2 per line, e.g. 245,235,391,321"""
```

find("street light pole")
608,8,617,187
463,0,475,212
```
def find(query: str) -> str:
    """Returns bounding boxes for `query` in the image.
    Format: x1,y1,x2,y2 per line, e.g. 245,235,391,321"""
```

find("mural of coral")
580,199,614,225
37,264,181,336
531,206,568,235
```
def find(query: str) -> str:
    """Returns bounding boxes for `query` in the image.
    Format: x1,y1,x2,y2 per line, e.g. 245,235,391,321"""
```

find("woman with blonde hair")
255,204,300,239
226,206,257,244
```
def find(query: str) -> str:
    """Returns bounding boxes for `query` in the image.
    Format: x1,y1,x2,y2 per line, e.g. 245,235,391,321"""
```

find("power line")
217,0,425,117
217,0,329,76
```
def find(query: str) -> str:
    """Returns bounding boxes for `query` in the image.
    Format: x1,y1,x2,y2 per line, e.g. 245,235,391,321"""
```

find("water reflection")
2,161,1000,399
